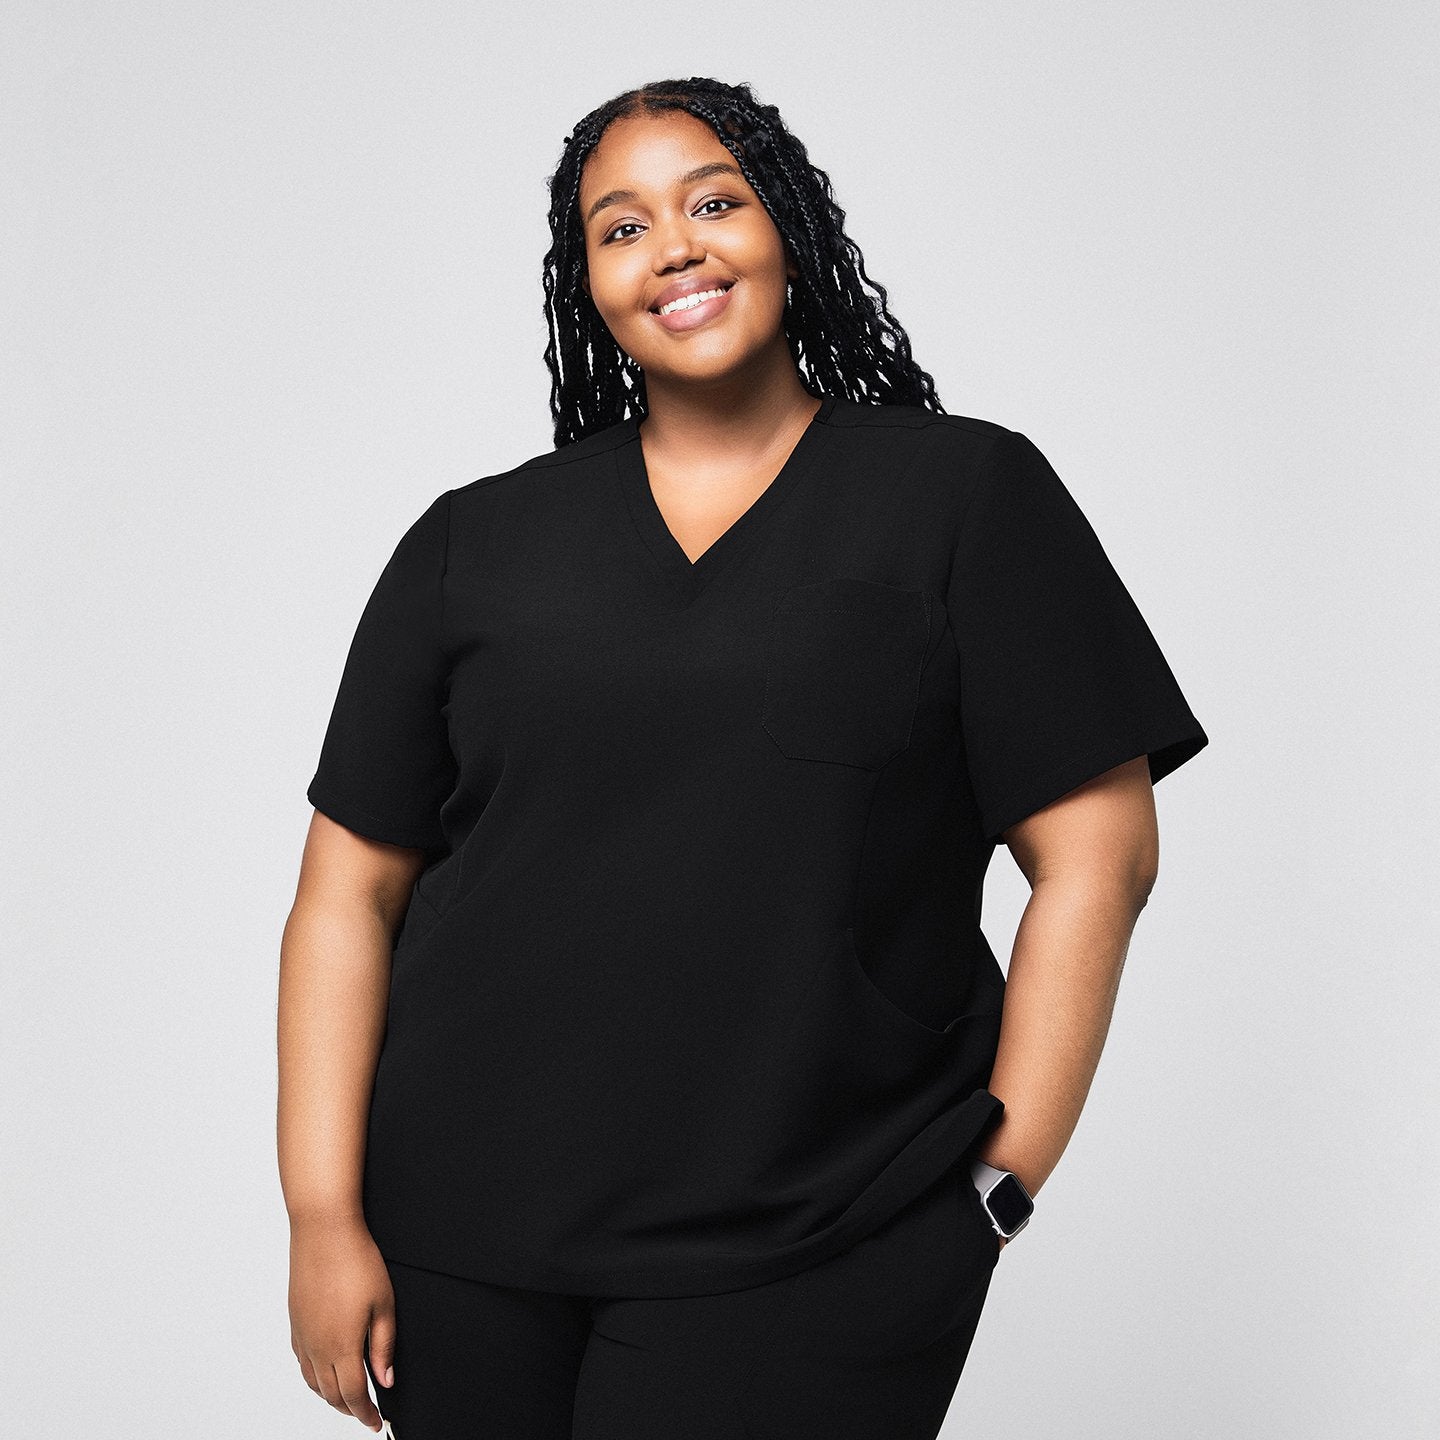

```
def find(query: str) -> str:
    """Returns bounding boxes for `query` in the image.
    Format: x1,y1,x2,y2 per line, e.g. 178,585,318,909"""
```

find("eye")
601,221,643,245
698,198,741,216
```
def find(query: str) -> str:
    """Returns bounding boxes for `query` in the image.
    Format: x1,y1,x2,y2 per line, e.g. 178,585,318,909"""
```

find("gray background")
4,1,1436,1435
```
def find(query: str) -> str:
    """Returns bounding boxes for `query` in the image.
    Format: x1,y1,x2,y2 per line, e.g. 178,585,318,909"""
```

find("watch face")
988,1174,1034,1234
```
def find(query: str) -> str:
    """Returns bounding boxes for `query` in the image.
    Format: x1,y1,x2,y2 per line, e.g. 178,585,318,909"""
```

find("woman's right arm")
278,810,426,1434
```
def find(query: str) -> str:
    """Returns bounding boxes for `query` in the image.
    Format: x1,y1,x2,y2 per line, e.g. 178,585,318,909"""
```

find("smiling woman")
282,76,1209,1440
576,114,799,408
541,80,945,449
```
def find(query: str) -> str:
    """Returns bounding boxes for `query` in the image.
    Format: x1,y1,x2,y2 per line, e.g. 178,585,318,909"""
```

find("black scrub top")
306,392,1208,1298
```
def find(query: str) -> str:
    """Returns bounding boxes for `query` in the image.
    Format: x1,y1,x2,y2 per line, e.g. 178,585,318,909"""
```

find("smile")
649,283,736,333
655,284,733,317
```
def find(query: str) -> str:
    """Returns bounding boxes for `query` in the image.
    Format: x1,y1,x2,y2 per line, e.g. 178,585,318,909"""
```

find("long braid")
542,77,946,448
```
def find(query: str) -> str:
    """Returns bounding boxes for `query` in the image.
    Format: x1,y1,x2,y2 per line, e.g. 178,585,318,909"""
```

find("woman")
279,76,1208,1439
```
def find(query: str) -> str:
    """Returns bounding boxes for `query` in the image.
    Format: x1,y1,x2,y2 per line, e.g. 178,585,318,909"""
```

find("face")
578,110,798,391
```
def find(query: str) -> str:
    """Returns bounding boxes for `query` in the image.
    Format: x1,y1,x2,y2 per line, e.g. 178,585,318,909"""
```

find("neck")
638,348,820,466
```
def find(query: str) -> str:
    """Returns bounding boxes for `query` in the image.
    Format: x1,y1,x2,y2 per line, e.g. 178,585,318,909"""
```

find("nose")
650,211,706,273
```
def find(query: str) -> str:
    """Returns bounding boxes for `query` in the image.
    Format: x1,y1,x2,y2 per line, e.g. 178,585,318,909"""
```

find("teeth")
657,286,728,317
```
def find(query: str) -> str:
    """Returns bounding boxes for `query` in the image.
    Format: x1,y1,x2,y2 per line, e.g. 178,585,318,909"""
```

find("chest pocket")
762,577,932,770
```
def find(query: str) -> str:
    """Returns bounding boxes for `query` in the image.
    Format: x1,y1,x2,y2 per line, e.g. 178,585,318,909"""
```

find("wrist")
973,1149,1043,1201
969,1158,1036,1241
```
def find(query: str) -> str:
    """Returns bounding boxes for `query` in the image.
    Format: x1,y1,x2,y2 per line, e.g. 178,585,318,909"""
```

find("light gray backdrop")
4,1,1436,1435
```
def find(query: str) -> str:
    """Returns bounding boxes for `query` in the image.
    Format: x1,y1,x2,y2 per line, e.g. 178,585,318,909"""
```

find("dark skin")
278,108,1162,1430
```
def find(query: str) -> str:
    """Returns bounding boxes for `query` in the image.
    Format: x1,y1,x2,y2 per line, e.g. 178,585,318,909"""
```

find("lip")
649,280,736,334
649,275,736,312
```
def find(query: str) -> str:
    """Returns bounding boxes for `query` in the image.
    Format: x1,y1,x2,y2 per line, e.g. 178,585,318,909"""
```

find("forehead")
579,112,746,209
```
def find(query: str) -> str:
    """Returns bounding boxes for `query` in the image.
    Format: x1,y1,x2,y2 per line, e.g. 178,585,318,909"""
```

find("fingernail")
384,1366,394,1387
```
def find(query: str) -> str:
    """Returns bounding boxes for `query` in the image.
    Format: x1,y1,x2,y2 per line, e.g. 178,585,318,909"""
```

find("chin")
651,355,767,390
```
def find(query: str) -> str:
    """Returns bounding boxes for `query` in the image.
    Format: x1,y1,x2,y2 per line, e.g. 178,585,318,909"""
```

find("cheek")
739,272,788,334
587,273,645,342
733,236,790,313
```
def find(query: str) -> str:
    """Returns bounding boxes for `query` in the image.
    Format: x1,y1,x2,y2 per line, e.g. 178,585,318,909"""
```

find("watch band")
969,1158,1035,1240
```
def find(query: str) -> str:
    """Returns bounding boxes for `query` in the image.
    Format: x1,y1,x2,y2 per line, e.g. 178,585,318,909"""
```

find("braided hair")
542,77,947,448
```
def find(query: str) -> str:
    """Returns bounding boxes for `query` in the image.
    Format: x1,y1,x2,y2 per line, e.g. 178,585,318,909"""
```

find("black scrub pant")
362,1156,1002,1440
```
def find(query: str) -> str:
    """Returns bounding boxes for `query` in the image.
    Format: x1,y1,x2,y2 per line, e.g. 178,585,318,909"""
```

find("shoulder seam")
451,470,513,495
823,401,1018,439
520,424,635,470
930,413,1018,437
450,426,633,494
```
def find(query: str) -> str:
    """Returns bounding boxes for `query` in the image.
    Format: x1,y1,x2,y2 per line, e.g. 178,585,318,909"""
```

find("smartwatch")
969,1158,1035,1241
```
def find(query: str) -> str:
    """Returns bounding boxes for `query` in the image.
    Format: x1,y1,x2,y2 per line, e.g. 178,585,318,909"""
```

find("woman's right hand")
288,1213,396,1433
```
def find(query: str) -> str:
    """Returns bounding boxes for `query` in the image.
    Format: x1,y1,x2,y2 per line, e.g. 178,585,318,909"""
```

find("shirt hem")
365,1088,1005,1299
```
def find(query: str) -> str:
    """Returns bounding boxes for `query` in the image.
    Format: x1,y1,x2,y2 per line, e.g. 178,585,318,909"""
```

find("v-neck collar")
615,392,838,601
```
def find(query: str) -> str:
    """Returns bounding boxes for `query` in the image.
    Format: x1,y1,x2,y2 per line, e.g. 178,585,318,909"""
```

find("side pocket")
957,1159,1002,1270
840,926,969,1039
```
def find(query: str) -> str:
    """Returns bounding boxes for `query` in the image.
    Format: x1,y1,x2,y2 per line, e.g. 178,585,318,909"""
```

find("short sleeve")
947,429,1208,845
306,489,457,852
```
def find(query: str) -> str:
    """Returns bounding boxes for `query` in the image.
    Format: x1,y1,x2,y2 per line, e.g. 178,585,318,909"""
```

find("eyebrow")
583,162,746,227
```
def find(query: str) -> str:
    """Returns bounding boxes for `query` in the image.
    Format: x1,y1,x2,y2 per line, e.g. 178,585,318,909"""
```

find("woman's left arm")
974,754,1162,1201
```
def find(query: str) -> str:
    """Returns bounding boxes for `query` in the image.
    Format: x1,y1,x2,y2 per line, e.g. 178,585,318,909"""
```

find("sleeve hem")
980,722,1210,846
306,777,443,852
